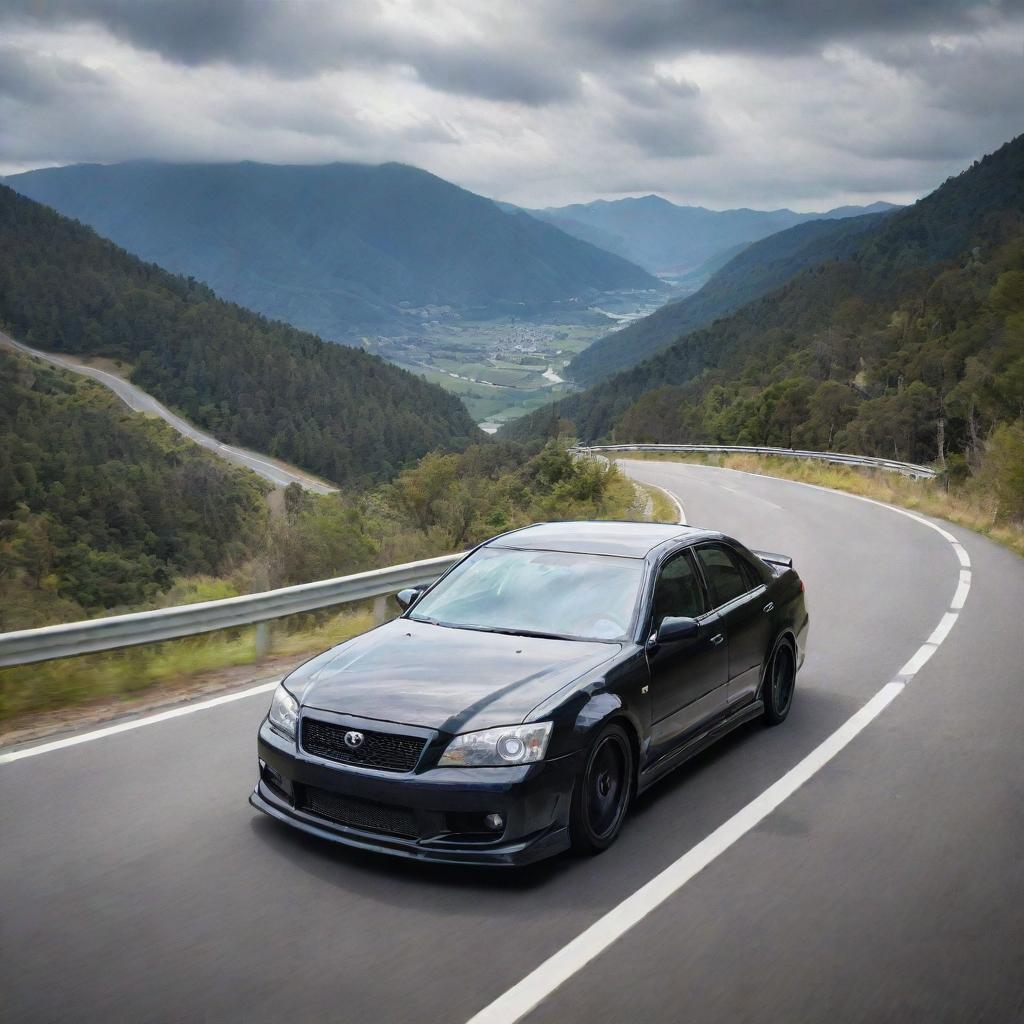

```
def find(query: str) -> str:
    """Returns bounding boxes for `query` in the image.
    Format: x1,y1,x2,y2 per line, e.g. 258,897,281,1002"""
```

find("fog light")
485,813,504,831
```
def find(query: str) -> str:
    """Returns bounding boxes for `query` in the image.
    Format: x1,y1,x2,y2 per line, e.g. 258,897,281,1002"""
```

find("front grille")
298,786,419,839
301,718,425,773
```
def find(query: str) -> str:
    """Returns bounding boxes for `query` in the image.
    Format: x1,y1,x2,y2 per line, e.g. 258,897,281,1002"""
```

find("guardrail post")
255,622,272,658
372,595,389,626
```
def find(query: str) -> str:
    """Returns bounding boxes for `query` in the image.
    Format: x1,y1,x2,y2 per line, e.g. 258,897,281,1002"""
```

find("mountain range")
529,195,900,276
5,161,661,341
503,134,1024,470
0,183,479,486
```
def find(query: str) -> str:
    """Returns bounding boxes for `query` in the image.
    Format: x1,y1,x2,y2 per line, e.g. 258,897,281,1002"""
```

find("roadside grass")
618,451,1024,558
640,483,681,524
0,606,377,729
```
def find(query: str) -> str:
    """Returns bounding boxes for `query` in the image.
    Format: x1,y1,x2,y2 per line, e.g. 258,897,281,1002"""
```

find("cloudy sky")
1,0,1022,210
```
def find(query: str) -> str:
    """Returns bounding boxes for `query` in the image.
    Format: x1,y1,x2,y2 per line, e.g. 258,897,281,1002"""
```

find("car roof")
486,521,705,558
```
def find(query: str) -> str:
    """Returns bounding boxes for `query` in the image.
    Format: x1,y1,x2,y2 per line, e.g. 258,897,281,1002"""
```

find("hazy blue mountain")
530,195,900,276
6,161,661,340
566,209,894,385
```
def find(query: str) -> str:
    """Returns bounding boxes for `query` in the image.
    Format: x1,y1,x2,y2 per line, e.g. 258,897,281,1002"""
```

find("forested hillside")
6,161,660,337
505,135,1024,478
567,210,891,385
0,350,269,629
0,185,479,485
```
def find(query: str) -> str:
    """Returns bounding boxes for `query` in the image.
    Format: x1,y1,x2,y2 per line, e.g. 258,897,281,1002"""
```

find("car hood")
286,618,620,734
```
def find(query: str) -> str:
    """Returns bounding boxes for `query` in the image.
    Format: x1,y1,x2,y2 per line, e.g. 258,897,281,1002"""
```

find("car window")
695,544,751,607
652,551,706,623
409,547,645,641
733,547,768,589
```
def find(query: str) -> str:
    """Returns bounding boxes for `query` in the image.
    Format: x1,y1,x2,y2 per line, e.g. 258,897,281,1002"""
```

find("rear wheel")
570,723,634,855
763,642,796,725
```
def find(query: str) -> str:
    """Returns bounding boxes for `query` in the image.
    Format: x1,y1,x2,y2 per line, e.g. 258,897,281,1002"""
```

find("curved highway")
1,459,1022,1022
1,333,338,494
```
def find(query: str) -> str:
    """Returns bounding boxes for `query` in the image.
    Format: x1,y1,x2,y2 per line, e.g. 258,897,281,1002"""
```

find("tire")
763,641,796,725
569,722,634,855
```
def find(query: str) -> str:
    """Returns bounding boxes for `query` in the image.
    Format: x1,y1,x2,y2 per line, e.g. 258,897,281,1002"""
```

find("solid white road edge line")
466,460,972,1024
0,680,280,765
646,483,687,525
466,683,906,1024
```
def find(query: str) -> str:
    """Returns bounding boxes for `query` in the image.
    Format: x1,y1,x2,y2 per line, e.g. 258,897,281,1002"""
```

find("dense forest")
6,162,659,336
0,184,479,485
0,350,269,629
0,348,640,631
506,135,1024,495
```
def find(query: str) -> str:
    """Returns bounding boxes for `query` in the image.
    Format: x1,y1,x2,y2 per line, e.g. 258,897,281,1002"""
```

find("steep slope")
531,195,899,275
567,210,892,385
503,135,1024,467
0,184,480,485
0,348,268,626
6,161,661,339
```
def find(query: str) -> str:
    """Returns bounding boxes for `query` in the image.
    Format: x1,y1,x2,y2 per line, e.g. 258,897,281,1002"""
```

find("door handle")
709,633,725,646
763,602,774,613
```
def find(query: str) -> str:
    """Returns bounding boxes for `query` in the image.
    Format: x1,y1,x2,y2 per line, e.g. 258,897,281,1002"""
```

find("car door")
694,543,771,708
646,548,729,753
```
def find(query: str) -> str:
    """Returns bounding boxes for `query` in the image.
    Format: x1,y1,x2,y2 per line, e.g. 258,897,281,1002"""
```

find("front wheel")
570,723,634,855
763,642,796,725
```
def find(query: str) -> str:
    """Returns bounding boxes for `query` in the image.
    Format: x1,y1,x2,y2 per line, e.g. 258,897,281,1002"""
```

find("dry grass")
619,451,1024,558
640,483,682,524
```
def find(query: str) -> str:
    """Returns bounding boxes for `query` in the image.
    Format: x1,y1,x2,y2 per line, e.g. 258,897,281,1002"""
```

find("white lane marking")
0,681,279,765
646,483,687,525
898,643,937,677
468,460,973,1024
467,683,906,1024
952,570,971,610
927,612,959,647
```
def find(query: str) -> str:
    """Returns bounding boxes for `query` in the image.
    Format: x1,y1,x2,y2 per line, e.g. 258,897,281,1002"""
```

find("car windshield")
409,546,645,641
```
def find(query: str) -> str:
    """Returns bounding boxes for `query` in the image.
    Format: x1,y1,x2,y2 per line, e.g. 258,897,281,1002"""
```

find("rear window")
695,544,751,607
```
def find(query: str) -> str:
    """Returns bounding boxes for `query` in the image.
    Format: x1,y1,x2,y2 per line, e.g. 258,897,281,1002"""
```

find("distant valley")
7,160,668,428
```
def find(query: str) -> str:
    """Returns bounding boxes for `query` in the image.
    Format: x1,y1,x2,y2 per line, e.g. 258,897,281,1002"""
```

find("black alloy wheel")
570,723,634,855
764,642,796,725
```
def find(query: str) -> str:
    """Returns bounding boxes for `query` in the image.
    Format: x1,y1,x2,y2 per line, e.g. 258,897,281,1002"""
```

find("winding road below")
1,333,337,494
2,459,1022,1022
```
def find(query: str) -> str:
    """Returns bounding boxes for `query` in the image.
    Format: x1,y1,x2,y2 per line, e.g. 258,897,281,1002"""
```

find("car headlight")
438,722,552,767
268,684,299,741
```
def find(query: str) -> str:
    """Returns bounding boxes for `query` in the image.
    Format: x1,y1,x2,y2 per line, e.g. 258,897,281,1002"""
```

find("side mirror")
656,616,699,643
395,587,423,612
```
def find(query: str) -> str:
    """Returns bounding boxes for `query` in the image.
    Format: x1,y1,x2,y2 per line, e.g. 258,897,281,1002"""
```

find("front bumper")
251,717,581,866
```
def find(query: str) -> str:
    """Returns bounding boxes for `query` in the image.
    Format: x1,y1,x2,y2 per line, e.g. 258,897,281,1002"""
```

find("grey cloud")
0,0,579,105
0,0,1021,211
0,44,105,104
557,0,1023,56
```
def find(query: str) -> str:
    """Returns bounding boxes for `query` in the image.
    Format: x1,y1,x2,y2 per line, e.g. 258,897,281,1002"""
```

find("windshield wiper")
471,625,572,641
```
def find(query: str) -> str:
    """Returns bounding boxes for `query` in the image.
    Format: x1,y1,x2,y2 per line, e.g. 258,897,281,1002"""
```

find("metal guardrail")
0,443,932,668
0,553,463,668
576,444,937,479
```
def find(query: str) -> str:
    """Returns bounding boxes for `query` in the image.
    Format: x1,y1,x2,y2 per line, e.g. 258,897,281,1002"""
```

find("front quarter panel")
526,647,650,762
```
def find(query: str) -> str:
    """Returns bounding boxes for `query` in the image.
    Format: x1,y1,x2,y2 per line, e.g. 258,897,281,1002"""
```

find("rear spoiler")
753,550,793,570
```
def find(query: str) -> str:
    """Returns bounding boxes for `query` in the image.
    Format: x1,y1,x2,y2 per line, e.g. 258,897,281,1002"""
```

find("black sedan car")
251,521,808,866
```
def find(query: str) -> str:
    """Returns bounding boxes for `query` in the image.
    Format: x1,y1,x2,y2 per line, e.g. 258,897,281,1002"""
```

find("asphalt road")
2,459,1022,1023
1,333,337,494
